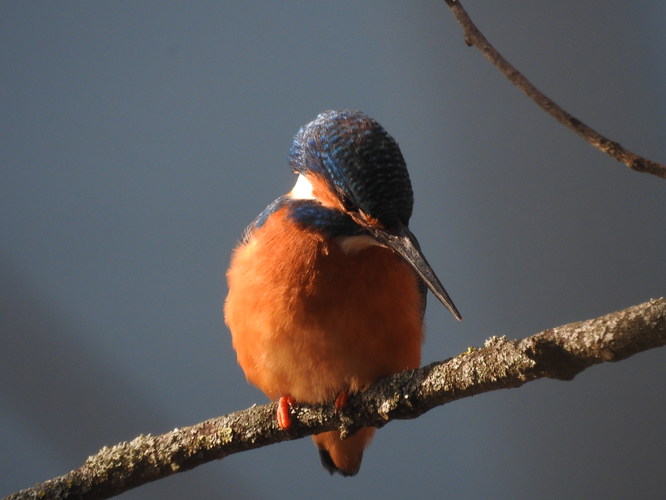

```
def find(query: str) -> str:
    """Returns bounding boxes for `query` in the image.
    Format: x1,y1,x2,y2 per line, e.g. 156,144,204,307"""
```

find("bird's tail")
312,427,375,476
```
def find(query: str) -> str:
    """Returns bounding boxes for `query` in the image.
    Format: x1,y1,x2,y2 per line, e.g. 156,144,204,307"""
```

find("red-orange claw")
334,391,349,411
277,395,295,430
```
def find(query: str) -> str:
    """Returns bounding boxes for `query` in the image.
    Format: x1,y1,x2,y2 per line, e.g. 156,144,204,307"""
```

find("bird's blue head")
289,110,414,231
284,110,461,320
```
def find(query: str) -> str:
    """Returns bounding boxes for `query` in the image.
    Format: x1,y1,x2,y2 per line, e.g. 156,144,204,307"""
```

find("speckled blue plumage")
289,110,414,229
246,110,415,240
244,196,363,242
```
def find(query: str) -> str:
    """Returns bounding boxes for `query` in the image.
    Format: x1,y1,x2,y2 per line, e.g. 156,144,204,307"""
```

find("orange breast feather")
224,206,424,403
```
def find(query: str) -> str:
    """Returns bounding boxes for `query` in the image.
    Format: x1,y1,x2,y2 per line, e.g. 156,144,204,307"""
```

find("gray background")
2,1,665,499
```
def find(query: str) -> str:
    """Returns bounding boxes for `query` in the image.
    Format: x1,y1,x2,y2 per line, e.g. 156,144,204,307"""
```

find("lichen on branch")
7,298,665,500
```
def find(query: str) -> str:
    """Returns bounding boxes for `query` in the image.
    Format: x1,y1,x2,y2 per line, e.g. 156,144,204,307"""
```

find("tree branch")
443,0,666,180
6,298,665,500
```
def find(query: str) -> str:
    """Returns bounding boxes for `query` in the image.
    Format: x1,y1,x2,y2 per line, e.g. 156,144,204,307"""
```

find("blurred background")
2,1,665,498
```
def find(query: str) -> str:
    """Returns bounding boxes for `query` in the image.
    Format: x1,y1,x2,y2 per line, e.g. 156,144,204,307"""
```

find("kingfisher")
224,110,461,476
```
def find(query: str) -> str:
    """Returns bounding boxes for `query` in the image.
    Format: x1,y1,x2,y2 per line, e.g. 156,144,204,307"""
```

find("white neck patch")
336,234,385,254
289,174,316,200
289,173,385,254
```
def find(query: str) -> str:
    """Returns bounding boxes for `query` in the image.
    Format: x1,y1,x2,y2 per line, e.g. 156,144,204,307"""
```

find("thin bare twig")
6,298,666,500
443,0,666,180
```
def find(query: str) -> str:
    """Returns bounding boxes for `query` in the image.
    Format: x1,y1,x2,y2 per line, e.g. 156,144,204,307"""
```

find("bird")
224,110,461,476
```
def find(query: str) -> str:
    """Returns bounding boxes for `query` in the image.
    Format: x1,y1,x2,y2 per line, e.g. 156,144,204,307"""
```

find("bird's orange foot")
277,395,296,430
334,391,349,411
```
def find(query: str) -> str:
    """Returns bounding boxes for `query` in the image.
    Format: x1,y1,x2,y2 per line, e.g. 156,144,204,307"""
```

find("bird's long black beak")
368,223,462,321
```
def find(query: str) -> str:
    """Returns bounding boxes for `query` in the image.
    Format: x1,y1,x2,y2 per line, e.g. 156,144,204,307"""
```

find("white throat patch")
336,234,385,254
289,174,316,200
289,173,385,254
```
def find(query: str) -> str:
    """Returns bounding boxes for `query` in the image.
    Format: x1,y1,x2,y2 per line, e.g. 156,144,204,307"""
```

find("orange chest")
224,209,425,401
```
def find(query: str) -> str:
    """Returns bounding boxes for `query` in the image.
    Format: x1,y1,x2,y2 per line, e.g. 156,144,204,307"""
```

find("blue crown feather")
289,110,414,230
